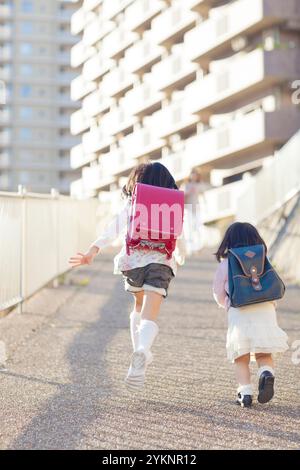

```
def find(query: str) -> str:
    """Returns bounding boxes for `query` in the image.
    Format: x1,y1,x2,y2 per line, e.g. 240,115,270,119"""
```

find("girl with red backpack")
213,222,289,408
69,162,186,390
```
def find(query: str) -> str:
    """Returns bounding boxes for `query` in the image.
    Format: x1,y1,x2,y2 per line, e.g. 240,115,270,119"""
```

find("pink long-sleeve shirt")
213,259,230,310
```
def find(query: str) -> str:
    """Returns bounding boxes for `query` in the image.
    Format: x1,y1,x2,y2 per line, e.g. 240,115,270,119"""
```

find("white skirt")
226,301,289,362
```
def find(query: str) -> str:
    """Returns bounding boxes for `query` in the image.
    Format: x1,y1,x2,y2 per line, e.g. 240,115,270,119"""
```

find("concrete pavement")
0,250,299,450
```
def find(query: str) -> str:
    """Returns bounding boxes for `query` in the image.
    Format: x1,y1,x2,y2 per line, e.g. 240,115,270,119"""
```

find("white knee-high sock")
138,319,159,356
257,365,275,377
130,310,141,351
238,384,253,395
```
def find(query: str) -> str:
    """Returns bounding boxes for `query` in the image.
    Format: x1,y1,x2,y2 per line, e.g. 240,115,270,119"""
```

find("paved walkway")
0,250,299,450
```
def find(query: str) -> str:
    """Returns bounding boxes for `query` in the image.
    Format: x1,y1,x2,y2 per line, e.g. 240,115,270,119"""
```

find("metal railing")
236,130,300,224
0,186,98,312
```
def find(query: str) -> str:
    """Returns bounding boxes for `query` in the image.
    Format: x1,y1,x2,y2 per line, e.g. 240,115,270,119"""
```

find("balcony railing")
185,0,297,63
186,48,300,114
82,89,112,118
124,0,167,32
102,0,135,20
185,107,300,168
201,179,245,223
83,16,114,47
152,2,197,46
153,97,199,138
122,80,165,116
124,32,163,74
100,64,137,98
82,53,114,82
101,27,138,60
82,127,113,154
152,44,199,91
71,109,90,135
71,75,97,101
71,143,96,170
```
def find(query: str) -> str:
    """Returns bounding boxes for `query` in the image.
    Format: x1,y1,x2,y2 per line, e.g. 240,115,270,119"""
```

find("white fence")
0,188,98,312
237,130,300,224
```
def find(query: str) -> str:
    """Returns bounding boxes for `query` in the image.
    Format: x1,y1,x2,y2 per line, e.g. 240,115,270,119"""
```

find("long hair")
215,222,267,262
122,162,178,198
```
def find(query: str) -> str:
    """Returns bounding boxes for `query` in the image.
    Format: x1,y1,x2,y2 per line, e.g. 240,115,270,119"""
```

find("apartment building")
70,0,300,223
0,0,80,194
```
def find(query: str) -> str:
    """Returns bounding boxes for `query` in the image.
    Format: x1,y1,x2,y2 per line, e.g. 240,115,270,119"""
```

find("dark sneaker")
236,393,253,408
258,370,275,404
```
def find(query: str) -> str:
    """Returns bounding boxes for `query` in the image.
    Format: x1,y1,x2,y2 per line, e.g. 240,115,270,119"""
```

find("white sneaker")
125,350,147,391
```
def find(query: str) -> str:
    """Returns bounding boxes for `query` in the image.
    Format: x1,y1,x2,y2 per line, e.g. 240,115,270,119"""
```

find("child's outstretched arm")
213,259,229,309
68,201,128,268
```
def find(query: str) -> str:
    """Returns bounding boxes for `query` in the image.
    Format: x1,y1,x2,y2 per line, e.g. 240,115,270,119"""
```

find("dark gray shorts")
122,263,174,298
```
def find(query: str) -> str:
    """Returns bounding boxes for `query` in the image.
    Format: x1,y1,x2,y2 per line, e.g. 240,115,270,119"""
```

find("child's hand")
68,246,99,268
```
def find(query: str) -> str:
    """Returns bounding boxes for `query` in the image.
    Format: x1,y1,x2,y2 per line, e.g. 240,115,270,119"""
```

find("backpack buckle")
250,266,262,291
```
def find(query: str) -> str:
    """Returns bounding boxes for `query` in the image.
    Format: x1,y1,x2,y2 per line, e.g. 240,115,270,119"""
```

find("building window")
20,84,32,97
21,21,33,34
20,64,33,75
20,128,31,140
19,107,33,119
20,43,33,55
21,1,33,13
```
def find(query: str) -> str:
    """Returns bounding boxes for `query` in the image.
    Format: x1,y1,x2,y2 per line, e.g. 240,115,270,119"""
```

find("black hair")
122,162,178,198
215,222,267,262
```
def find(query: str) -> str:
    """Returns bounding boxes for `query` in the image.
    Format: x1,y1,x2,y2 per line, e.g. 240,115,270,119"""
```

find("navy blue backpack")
228,244,285,308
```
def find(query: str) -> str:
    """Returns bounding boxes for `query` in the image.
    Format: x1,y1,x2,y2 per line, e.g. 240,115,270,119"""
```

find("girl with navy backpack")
69,162,185,390
213,222,289,407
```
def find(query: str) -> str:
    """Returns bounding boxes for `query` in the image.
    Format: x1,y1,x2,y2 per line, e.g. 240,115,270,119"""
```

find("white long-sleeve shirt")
90,199,186,275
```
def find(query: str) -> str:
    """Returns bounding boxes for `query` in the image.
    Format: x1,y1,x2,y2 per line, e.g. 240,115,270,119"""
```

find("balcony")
71,144,96,169
0,26,11,40
124,0,167,32
101,27,139,60
0,109,11,125
188,0,227,14
0,68,11,81
0,47,12,62
71,7,87,35
118,125,166,160
82,127,113,154
152,44,199,91
100,64,137,98
82,53,114,82
184,107,300,170
152,3,197,46
82,160,115,191
185,0,298,64
0,4,12,18
71,109,90,136
82,89,112,118
154,97,199,138
84,0,104,12
160,150,193,182
0,131,11,146
122,81,164,117
201,180,246,223
71,75,97,101
71,41,94,68
101,106,137,136
83,16,114,47
124,32,164,74
0,152,10,169
186,48,300,115
109,147,136,176
102,0,135,20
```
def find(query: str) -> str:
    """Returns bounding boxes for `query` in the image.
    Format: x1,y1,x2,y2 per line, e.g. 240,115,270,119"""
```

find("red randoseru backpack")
126,183,184,259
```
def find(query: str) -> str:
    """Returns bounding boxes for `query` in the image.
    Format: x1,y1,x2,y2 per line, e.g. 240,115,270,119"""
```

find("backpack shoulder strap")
228,244,266,276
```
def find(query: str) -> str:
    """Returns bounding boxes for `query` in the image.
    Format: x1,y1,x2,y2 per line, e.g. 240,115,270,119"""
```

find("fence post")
17,184,27,314
51,188,60,288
